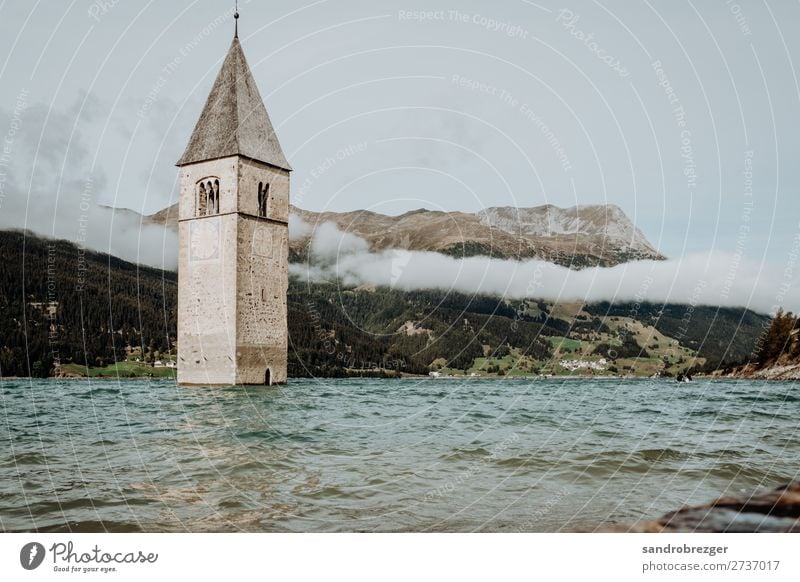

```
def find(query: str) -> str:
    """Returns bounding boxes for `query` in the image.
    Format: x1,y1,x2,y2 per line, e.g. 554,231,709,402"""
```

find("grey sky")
1,0,799,269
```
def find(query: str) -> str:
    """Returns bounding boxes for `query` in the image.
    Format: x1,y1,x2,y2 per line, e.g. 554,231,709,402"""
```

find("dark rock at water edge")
619,481,800,532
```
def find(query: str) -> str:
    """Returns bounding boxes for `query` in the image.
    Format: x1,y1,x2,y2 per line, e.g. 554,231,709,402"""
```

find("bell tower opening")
196,177,220,216
258,182,269,218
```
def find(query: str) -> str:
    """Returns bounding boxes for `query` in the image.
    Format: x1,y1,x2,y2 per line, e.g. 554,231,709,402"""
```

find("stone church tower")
176,20,290,385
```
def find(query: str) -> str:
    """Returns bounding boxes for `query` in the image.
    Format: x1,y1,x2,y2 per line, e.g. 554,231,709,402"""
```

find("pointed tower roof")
177,37,291,170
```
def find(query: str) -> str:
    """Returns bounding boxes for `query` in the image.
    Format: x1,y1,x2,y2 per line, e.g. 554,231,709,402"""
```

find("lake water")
0,377,797,532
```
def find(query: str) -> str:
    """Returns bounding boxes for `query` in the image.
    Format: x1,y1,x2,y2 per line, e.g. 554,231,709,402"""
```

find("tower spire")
234,0,239,38
176,18,291,170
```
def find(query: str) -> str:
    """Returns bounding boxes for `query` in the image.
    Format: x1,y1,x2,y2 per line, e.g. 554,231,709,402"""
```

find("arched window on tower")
196,178,220,216
258,182,269,218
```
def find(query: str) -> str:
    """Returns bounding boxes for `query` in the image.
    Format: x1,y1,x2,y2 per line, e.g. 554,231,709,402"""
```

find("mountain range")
3,201,784,380
0,229,768,380
145,202,664,268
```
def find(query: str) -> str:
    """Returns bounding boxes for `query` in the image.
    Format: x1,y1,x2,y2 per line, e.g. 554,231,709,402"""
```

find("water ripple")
0,377,797,532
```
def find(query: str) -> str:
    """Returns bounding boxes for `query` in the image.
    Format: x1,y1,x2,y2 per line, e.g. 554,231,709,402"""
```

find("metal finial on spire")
234,0,239,38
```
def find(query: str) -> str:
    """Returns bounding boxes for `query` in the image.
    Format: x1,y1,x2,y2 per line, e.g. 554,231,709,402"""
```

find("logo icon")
20,542,45,570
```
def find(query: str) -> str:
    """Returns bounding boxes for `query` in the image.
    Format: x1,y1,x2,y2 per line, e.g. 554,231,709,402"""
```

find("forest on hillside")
0,230,176,377
0,230,772,379
752,309,800,368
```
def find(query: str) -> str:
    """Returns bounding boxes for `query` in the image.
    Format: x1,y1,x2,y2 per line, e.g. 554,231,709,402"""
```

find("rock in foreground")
622,481,800,532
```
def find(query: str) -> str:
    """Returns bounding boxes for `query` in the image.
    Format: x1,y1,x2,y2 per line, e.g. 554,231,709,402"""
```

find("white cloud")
0,98,176,269
309,221,369,260
291,225,799,315
288,214,312,240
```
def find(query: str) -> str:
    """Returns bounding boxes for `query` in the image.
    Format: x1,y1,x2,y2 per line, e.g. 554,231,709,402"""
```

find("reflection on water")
0,377,797,532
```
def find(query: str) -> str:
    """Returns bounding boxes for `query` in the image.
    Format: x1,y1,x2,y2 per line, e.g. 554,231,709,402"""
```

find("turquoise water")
0,377,797,532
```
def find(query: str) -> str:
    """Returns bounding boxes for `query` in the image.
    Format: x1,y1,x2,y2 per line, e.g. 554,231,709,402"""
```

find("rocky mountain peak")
147,202,663,268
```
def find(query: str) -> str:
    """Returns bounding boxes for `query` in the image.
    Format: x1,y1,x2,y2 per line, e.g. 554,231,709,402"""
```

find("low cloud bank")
0,190,177,270
0,97,177,269
290,221,800,315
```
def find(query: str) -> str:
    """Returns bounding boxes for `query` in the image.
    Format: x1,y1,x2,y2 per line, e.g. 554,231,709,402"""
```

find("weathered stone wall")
177,155,289,385
235,216,288,384
235,159,289,384
238,157,290,222
177,156,239,220
177,213,238,385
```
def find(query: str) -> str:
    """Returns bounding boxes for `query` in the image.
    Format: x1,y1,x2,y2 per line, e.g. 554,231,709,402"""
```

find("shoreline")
1,374,796,382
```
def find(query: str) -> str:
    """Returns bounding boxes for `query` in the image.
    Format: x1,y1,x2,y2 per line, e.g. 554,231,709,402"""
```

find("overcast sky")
1,0,800,269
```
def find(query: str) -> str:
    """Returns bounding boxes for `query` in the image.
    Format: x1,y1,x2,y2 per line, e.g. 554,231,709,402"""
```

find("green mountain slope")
0,230,176,377
0,230,769,379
